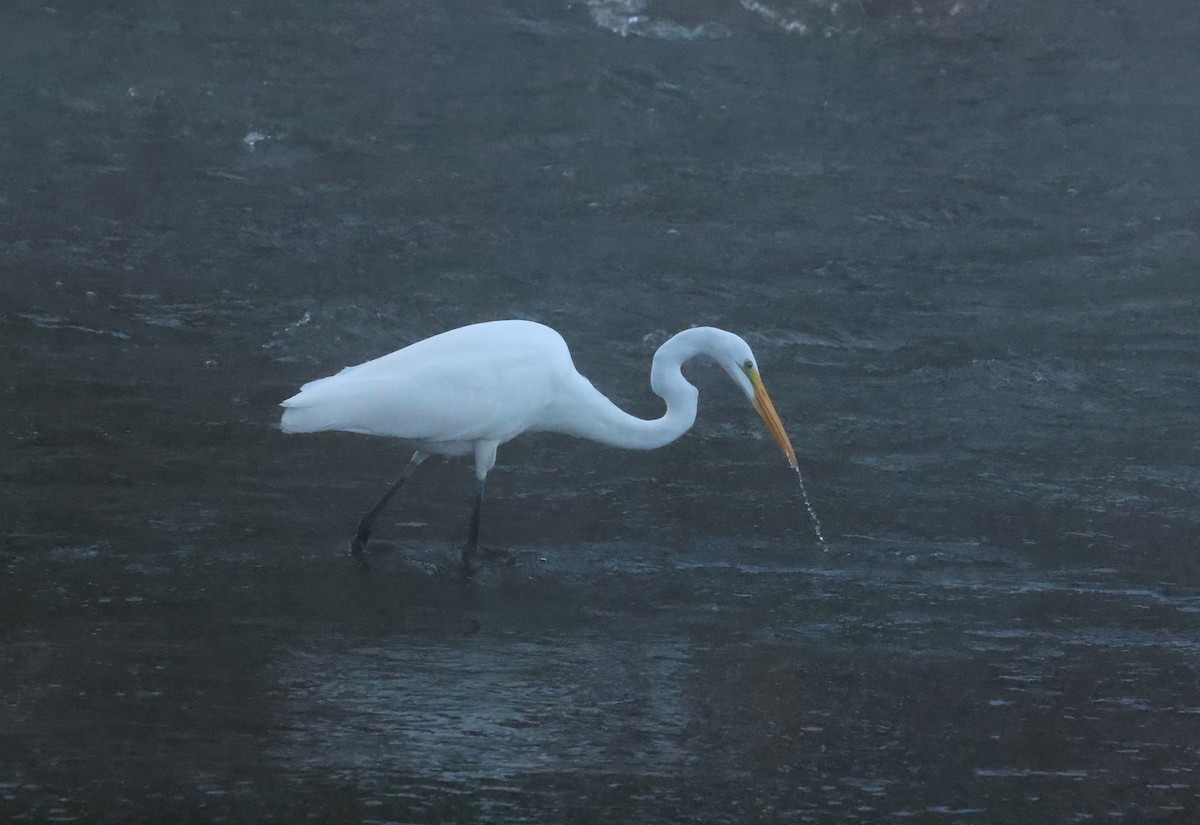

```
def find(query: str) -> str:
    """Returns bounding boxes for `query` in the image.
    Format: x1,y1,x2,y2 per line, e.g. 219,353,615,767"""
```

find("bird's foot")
479,546,515,566
460,544,515,579
350,528,371,556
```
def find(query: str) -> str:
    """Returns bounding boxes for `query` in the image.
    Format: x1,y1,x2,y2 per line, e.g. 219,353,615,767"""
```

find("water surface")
2,0,1198,821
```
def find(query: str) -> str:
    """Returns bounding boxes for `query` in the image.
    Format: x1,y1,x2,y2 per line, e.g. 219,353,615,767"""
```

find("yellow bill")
749,370,798,469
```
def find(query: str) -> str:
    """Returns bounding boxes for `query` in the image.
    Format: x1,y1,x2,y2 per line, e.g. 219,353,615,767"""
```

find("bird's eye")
742,359,754,372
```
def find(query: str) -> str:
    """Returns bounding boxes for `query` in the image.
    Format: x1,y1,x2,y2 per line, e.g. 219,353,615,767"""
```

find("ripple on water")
272,636,694,784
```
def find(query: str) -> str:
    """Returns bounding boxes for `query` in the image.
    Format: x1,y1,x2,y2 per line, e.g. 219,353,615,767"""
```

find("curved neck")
544,328,730,451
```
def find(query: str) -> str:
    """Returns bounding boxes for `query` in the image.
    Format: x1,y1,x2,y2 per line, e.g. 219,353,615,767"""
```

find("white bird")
280,319,797,569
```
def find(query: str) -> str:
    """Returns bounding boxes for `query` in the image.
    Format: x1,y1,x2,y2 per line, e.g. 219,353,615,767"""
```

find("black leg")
461,476,486,576
351,451,427,555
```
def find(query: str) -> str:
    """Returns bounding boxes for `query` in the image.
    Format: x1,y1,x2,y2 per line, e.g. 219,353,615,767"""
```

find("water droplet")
792,465,827,549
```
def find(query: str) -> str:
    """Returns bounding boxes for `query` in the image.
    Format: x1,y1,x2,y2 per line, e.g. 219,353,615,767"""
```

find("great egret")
280,320,797,568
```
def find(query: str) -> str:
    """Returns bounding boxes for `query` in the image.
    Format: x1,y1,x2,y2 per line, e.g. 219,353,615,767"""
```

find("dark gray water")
3,0,1199,821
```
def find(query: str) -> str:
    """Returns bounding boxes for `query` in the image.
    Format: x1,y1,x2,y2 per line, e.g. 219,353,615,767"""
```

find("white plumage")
281,319,796,564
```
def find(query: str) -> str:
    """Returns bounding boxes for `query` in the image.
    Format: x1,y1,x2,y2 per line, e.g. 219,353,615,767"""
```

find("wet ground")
2,0,1199,822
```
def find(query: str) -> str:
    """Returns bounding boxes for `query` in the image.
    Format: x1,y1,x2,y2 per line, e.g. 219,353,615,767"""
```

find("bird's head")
716,333,799,470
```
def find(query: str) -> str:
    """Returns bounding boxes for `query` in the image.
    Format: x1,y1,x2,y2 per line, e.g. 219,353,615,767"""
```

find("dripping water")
792,465,827,549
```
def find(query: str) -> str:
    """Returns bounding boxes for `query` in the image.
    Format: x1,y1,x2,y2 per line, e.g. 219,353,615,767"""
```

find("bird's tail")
279,384,341,434
279,402,324,434
279,370,381,434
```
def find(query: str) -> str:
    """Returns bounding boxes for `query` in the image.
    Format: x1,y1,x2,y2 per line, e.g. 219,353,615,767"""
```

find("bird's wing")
281,323,565,444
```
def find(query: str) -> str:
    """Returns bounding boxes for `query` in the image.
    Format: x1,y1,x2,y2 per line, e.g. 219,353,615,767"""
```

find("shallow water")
2,0,1199,821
